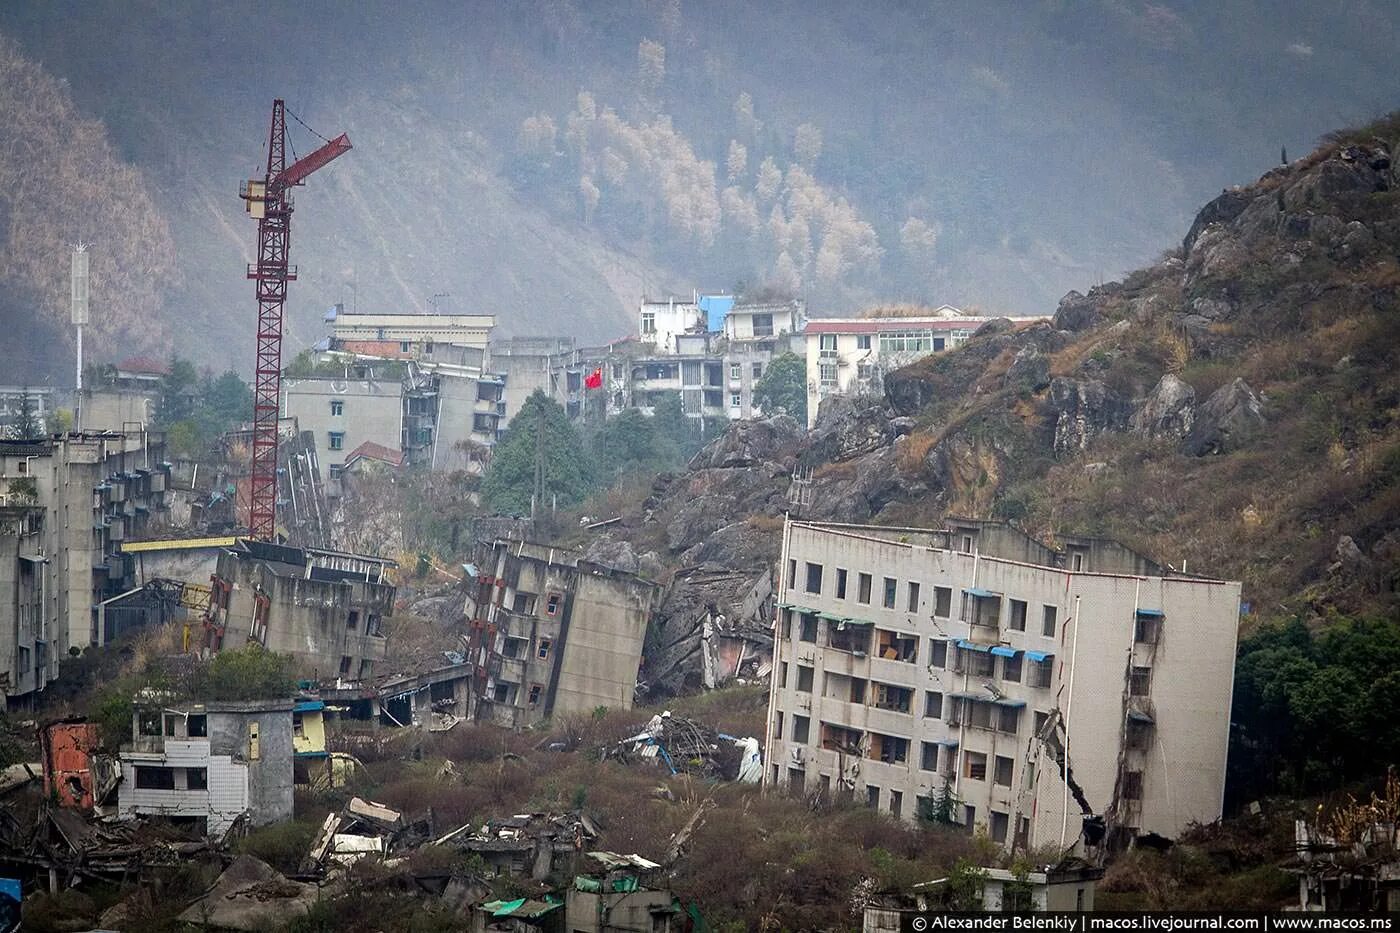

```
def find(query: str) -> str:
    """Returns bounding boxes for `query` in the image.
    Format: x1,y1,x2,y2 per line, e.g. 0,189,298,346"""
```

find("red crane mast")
241,100,351,540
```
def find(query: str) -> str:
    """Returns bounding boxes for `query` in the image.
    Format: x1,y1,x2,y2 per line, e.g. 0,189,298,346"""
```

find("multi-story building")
464,539,660,729
117,695,294,837
0,431,171,707
765,519,1241,854
327,309,494,361
203,540,394,682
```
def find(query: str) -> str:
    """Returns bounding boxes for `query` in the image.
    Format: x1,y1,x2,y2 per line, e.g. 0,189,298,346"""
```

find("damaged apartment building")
203,540,395,682
464,540,660,728
764,518,1241,854
0,430,172,708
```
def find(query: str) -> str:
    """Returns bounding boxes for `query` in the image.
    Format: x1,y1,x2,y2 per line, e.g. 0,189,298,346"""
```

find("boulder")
1051,291,1103,333
1004,344,1051,394
580,537,643,576
1280,149,1389,213
1048,378,1130,455
1182,187,1254,254
804,395,897,465
1182,378,1266,456
686,415,801,470
974,317,1015,337
1131,374,1196,441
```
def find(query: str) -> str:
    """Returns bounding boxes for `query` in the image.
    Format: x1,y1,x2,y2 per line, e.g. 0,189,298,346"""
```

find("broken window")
998,705,1021,734
1126,717,1153,750
1033,710,1049,736
787,560,797,588
528,684,542,705
780,661,788,688
835,568,848,599
890,790,903,819
821,723,864,753
188,715,207,737
799,613,818,642
1134,610,1163,644
964,804,977,833
546,593,562,616
907,581,921,612
138,710,161,736
793,715,810,744
994,755,1014,787
293,713,305,738
866,785,881,808
164,713,178,736
796,665,814,692
1016,816,1031,851
871,734,909,764
1029,658,1054,689
512,592,537,615
962,591,1002,629
346,610,359,631
501,637,526,659
882,577,897,609
876,629,917,662
1042,604,1058,637
968,650,995,679
1129,665,1153,697
135,767,176,790
1008,599,1027,631
828,623,871,654
921,742,940,772
964,751,987,782
1071,551,1085,572
857,572,872,604
187,767,208,790
359,660,374,680
925,691,943,719
929,638,947,668
1123,770,1144,800
1002,653,1023,683
968,701,993,730
934,586,952,617
848,678,867,704
990,810,1010,845
537,638,552,660
366,614,381,636
339,656,352,676
871,683,913,713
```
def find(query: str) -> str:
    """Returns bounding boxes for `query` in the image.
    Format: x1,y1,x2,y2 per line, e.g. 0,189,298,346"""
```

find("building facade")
327,310,495,359
764,520,1240,853
118,697,294,836
464,540,660,729
204,540,394,682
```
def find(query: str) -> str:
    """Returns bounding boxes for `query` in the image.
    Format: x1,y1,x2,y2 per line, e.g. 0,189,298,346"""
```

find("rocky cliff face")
597,118,1400,696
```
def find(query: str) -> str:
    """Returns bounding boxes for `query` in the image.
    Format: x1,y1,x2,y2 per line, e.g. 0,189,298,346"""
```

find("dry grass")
895,430,937,474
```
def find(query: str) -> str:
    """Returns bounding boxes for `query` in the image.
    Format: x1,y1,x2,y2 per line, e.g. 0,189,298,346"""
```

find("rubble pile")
604,711,762,782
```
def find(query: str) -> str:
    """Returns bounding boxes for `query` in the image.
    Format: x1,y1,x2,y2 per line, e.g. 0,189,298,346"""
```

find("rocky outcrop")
804,395,900,466
1183,378,1266,456
1132,374,1196,441
1004,344,1051,394
1049,378,1130,455
1051,290,1103,332
686,415,801,470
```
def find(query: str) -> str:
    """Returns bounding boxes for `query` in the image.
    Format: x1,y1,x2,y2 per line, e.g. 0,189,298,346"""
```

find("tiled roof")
801,317,994,334
342,441,406,467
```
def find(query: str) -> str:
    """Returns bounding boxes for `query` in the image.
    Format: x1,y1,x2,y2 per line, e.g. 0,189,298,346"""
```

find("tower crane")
240,100,351,540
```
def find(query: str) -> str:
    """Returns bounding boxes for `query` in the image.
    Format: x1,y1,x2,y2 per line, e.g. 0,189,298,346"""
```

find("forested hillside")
0,0,1396,380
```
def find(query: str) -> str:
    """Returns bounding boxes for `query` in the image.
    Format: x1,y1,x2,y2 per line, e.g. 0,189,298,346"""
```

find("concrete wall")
566,887,677,933
552,569,656,716
284,378,403,484
210,704,294,828
80,389,155,433
767,521,1240,851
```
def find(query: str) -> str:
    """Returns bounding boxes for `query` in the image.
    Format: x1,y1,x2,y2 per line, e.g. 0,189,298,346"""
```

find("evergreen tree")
14,390,42,439
753,352,807,424
591,408,679,484
651,391,701,461
482,391,594,516
156,356,199,427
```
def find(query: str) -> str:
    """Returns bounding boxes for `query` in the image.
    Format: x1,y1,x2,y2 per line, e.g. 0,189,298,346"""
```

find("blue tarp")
293,700,324,713
990,646,1018,658
1024,650,1053,662
964,587,996,598
1134,608,1165,617
698,294,736,332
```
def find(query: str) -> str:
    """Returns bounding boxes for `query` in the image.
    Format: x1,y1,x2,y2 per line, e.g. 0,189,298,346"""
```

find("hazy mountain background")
1,0,1396,382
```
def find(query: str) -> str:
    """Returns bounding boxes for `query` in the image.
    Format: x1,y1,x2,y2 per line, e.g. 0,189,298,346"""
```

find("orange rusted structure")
39,720,101,809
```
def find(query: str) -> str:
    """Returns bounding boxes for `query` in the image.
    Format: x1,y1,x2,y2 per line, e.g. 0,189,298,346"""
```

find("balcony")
495,656,526,684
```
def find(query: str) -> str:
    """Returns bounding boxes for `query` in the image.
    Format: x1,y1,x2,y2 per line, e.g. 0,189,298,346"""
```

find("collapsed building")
464,540,660,728
203,540,395,681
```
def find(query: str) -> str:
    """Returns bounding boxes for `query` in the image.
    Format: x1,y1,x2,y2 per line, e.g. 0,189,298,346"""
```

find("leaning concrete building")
764,519,1241,854
464,540,660,728
203,541,394,682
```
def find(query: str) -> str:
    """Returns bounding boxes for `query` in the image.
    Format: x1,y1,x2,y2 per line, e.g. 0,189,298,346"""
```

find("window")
924,692,945,721
871,683,913,713
248,721,260,760
828,623,871,654
729,363,741,381
857,573,872,604
1042,605,1058,637
135,767,176,790
187,768,208,790
787,559,797,588
502,637,526,659
1029,658,1054,688
752,313,774,337
961,534,974,554
990,810,1010,845
537,638,551,660
1127,717,1152,750
882,577,897,609
780,662,788,688
641,311,656,334
890,790,903,818
512,592,537,614
856,362,873,380
856,335,871,350
819,334,837,353
796,665,814,692
328,431,344,451
793,715,810,744
804,562,823,594
527,684,543,705
612,363,623,380
399,340,411,353
330,400,344,416
1129,666,1153,696
819,362,837,385
964,751,987,781
138,710,162,736
848,678,867,704
293,713,305,738
934,586,952,618
964,805,977,833
339,656,352,675
1071,551,1085,572
872,734,909,763
994,755,1014,787
1002,653,1022,683
1135,611,1162,644
1009,599,1027,631
1123,770,1144,800
730,392,741,408
188,715,207,738
346,610,359,631
877,629,918,662
929,638,947,668
921,742,940,772
1015,816,1031,851
773,711,784,741
835,568,848,599
963,591,1002,628
907,581,920,612
752,362,763,379
968,650,995,678
799,613,818,642
546,593,561,616
164,713,178,736
866,785,880,808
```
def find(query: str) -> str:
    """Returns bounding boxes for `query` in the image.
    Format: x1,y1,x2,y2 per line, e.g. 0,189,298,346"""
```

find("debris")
605,711,761,782
176,855,318,931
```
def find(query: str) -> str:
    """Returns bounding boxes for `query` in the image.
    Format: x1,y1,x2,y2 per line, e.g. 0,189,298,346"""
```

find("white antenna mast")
72,243,90,432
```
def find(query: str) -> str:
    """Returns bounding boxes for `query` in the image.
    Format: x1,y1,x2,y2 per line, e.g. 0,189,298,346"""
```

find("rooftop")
342,441,406,469
802,316,998,334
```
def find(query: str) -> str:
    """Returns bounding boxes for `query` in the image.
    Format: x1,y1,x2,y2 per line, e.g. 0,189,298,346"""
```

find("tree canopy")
153,356,253,457
591,408,679,484
753,352,807,424
482,390,594,516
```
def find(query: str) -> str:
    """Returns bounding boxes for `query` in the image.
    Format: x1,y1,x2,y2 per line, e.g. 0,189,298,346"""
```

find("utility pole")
71,244,89,432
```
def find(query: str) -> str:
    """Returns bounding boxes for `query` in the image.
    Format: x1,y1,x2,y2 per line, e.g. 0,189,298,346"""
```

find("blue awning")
293,700,324,713
1127,709,1155,724
955,639,992,653
1134,608,1165,617
947,692,982,701
990,646,1018,658
993,698,1027,708
1024,650,1053,662
964,587,996,598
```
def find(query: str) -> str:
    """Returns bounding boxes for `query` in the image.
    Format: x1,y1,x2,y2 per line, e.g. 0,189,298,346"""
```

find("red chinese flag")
584,367,603,389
